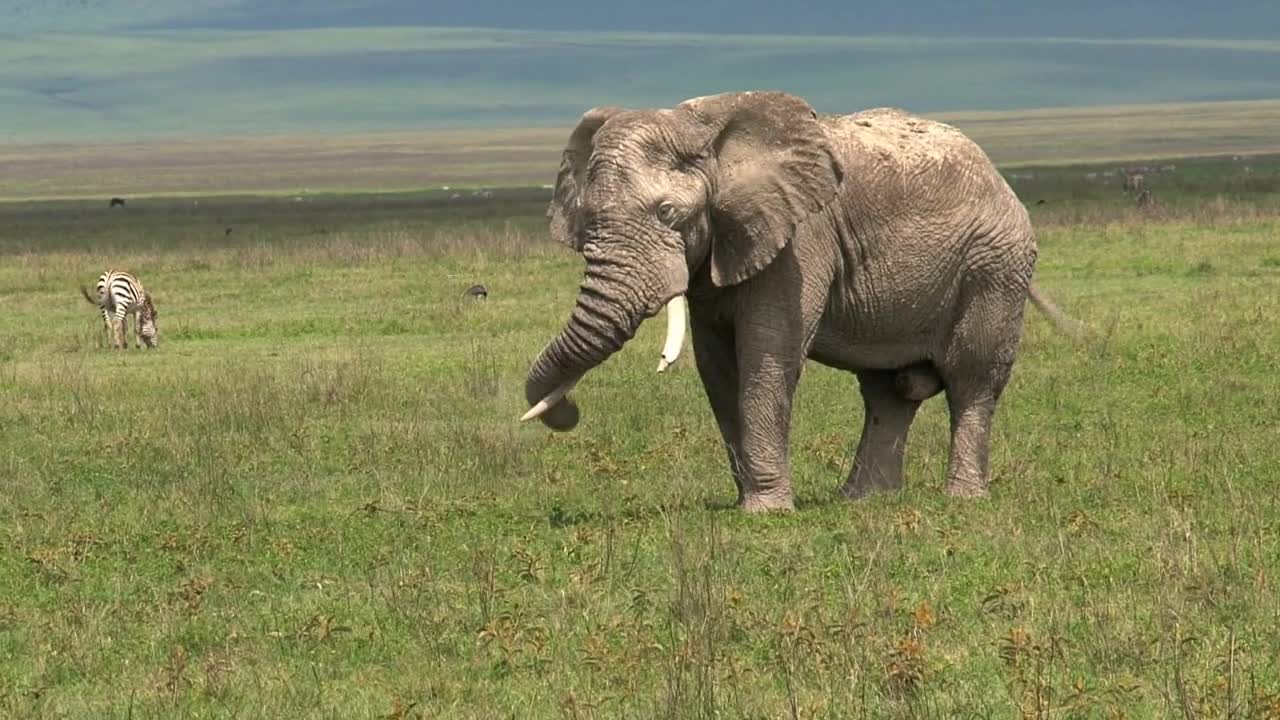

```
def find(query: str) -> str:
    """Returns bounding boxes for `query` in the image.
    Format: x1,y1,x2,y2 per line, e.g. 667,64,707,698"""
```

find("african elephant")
522,91,1078,512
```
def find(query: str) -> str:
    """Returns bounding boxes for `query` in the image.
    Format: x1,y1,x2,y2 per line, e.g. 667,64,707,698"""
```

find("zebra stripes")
80,270,159,349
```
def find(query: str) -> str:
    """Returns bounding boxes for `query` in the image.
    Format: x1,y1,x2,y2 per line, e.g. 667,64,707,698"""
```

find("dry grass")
4,99,1280,200
939,99,1280,167
0,128,568,201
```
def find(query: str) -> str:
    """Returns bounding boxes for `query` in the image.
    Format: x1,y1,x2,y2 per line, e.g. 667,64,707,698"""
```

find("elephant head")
522,91,844,430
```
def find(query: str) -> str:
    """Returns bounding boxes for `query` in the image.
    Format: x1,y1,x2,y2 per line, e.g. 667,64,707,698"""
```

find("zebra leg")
99,309,112,349
113,314,127,349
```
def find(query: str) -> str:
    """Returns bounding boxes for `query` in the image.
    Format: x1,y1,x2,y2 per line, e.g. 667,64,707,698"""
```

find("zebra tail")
80,284,102,306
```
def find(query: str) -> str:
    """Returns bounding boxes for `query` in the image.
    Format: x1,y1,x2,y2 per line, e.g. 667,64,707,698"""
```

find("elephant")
522,91,1079,512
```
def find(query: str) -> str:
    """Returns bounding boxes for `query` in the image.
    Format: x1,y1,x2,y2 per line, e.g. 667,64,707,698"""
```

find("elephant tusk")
656,295,687,373
520,379,578,422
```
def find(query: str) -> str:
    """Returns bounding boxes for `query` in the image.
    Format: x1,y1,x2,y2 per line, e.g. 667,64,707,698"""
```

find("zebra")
80,270,159,349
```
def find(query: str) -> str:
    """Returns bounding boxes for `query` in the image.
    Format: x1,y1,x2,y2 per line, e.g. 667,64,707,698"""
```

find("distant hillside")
4,0,1278,38
3,28,1280,145
2,1,1279,145
173,1,1280,39
0,0,232,32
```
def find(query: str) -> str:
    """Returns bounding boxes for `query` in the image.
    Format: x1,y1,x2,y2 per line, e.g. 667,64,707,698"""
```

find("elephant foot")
840,469,903,500
841,445,907,500
944,475,989,499
739,489,795,513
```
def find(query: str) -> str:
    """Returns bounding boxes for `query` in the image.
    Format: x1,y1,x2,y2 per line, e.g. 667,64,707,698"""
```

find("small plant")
465,339,500,399
999,627,1066,719
1187,260,1217,276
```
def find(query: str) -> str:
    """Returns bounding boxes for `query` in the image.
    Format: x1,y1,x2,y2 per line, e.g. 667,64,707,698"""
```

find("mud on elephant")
522,90,1079,512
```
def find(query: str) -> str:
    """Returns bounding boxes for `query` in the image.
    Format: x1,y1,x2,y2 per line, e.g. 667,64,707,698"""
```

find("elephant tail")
1027,282,1085,340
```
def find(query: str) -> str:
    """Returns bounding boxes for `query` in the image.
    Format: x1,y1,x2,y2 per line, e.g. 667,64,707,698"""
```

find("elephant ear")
678,92,844,286
548,106,627,250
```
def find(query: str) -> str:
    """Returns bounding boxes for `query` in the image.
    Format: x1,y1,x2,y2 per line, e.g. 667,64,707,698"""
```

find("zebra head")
139,294,159,348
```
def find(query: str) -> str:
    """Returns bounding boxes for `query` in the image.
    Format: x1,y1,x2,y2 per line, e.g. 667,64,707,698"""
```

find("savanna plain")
1,147,1279,718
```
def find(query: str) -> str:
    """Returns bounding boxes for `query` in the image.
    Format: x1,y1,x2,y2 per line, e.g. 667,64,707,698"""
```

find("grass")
2,167,1280,718
3,24,1280,144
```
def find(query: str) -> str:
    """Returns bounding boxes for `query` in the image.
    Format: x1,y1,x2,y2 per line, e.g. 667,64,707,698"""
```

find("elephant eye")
657,201,679,226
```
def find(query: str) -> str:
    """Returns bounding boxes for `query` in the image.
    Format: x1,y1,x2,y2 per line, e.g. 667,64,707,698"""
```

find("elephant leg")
735,349,805,512
691,317,746,503
941,376,1007,497
728,243,834,513
842,369,924,499
938,293,1026,497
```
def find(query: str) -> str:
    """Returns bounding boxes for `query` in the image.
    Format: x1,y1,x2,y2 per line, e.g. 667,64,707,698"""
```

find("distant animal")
1136,189,1156,209
1035,199,1047,205
80,270,159,349
464,284,488,300
224,227,233,236
109,197,126,208
1122,171,1145,194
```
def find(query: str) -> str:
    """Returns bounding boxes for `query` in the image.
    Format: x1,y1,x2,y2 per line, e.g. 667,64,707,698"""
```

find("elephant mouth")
520,294,688,423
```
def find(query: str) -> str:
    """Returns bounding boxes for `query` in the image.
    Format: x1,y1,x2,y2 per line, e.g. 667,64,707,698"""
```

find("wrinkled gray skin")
525,91,1077,512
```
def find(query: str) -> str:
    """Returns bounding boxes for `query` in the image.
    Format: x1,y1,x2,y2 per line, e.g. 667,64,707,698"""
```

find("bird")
464,284,488,300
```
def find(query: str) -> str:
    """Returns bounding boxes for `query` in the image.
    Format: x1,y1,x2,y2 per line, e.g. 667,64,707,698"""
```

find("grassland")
1,156,1279,717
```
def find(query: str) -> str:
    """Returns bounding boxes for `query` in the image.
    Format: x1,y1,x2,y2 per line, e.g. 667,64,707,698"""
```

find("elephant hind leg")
937,289,1027,498
940,367,1011,498
842,369,923,500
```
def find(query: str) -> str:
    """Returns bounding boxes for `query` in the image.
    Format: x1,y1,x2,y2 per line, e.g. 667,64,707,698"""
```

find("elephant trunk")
523,261,690,429
523,274,647,430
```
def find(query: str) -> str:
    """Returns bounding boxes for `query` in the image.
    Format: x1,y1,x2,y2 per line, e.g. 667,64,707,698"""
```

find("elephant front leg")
735,350,805,512
691,318,747,504
724,240,832,512
842,369,925,499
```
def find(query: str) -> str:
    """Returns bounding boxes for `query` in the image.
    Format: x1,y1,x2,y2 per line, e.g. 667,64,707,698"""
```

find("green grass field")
2,163,1280,718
